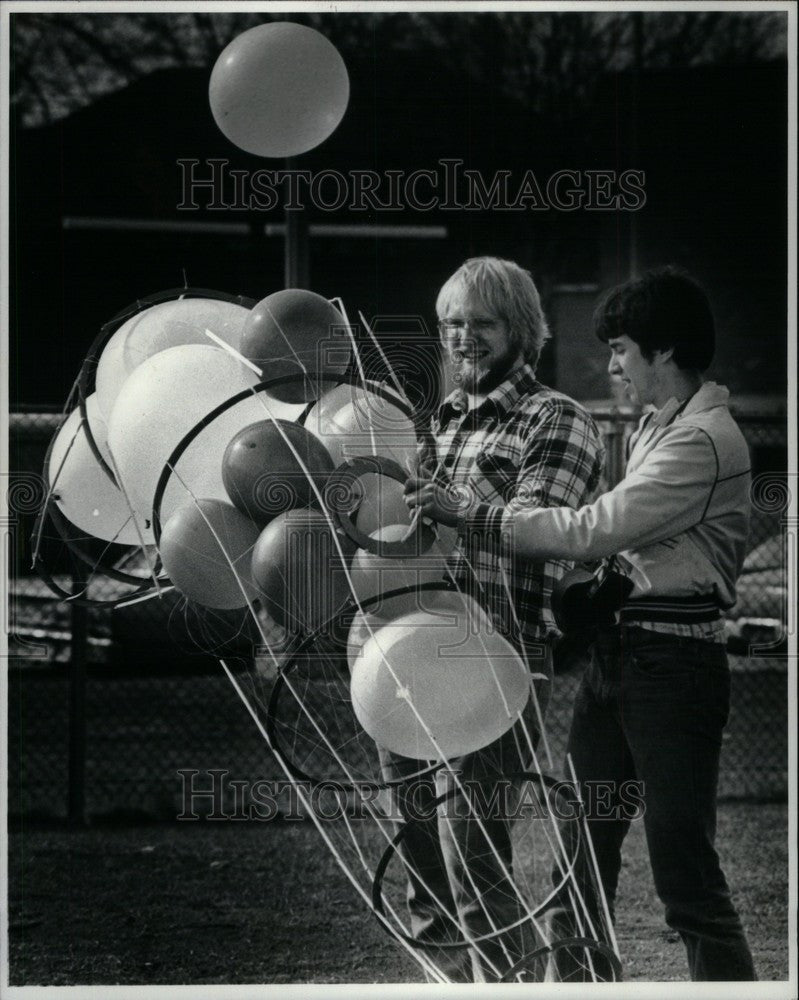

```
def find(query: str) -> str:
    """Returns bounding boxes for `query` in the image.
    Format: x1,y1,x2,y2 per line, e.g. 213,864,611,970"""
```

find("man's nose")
608,355,620,376
455,333,477,352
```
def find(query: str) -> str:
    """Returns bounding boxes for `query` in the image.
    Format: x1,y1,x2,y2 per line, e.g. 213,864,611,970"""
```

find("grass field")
7,800,789,986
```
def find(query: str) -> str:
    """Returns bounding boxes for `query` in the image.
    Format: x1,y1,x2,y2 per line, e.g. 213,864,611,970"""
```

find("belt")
619,595,721,625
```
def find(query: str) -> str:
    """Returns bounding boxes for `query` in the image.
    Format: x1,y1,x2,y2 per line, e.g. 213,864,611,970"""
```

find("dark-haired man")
407,266,757,981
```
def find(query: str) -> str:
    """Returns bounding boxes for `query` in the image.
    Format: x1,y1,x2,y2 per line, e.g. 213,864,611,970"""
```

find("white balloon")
208,22,350,158
348,524,448,605
95,298,251,419
353,474,412,536
48,394,151,545
351,611,530,761
306,387,418,471
346,588,490,670
107,344,299,527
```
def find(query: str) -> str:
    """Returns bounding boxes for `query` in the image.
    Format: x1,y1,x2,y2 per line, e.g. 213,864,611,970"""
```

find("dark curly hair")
594,266,715,372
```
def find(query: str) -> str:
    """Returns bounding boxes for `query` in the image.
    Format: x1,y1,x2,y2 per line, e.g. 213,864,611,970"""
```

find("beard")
451,340,523,394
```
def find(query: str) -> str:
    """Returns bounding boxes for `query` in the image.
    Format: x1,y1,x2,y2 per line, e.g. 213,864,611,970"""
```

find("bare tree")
10,10,787,129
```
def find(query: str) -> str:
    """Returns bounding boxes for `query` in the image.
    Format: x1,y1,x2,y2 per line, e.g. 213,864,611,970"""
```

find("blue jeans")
379,646,552,983
548,625,756,982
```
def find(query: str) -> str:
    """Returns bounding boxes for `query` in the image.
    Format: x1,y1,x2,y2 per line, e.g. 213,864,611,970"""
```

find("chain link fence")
6,405,789,821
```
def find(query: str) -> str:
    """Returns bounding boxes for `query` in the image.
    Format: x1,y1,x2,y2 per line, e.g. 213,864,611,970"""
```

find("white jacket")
492,382,751,607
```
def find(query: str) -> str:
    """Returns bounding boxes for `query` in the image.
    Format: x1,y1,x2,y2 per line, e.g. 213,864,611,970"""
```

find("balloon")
222,418,334,525
349,524,448,605
251,508,356,633
107,344,296,527
351,612,530,761
208,22,350,158
240,289,351,403
306,387,418,470
346,588,491,670
48,394,151,545
353,474,412,536
95,298,251,419
159,498,261,610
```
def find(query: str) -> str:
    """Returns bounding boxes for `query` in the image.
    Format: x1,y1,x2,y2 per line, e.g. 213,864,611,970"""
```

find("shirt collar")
437,363,541,424
650,381,729,428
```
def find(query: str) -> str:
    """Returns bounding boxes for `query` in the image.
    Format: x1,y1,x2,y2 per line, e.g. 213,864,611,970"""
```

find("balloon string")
356,308,408,403
245,388,557,954
115,586,175,609
203,327,263,376
276,663,532,978
435,808,516,978
335,302,378,457
274,666,505,969
217,659,449,984
402,458,443,542
262,300,315,399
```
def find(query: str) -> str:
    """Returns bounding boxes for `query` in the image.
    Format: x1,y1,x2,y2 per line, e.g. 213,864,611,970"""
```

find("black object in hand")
552,566,634,640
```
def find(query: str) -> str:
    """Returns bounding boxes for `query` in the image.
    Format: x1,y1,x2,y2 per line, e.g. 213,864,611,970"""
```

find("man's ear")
654,345,674,366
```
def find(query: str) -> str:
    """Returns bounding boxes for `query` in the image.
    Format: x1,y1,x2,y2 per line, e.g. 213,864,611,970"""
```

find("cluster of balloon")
240,289,351,403
106,342,291,527
208,21,350,158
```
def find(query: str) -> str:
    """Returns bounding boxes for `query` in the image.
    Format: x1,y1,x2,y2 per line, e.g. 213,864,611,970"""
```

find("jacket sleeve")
464,423,720,561
507,398,604,513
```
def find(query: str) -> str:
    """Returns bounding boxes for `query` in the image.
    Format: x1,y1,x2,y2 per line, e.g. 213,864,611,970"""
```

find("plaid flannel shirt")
421,364,604,643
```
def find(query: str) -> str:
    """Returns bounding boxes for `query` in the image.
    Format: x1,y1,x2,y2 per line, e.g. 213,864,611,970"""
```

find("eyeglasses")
437,317,503,337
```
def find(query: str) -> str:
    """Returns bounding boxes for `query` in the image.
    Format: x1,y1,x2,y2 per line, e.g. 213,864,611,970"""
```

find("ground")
8,801,789,988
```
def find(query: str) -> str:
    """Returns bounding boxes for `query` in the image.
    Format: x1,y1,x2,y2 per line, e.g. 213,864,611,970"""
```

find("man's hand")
403,475,471,528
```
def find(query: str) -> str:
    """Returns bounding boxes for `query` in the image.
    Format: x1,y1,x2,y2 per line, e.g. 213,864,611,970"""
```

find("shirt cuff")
457,501,506,549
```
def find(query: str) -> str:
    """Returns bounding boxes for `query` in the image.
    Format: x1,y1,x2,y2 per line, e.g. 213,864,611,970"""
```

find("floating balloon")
222,418,334,525
240,289,351,403
351,611,530,761
106,344,294,527
346,588,491,670
48,394,151,545
159,498,261,610
306,387,418,470
95,298,251,419
251,508,356,633
208,22,350,158
349,524,448,606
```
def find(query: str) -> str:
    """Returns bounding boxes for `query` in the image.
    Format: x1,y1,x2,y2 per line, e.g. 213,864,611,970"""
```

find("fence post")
68,565,88,826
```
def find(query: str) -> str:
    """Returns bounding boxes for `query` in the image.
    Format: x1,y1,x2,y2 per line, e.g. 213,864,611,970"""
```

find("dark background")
9,10,789,407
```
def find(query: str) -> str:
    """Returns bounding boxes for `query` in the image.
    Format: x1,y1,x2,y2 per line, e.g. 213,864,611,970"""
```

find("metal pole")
283,157,309,289
629,12,642,280
68,564,88,826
